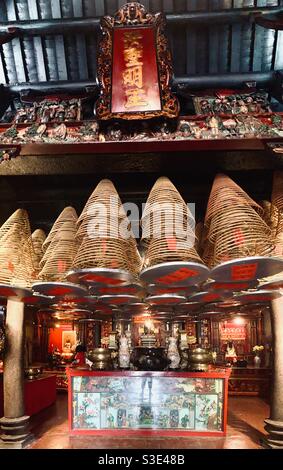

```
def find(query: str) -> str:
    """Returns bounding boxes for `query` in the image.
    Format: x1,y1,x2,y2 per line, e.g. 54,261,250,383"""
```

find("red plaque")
96,2,179,120
112,27,161,114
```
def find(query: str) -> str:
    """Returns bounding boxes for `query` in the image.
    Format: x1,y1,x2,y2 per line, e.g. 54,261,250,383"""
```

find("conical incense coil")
40,221,77,268
38,238,79,282
202,239,215,268
75,216,132,243
43,207,78,249
205,173,263,228
260,200,280,239
143,236,204,269
208,205,272,245
11,235,38,288
141,177,195,244
0,226,23,284
211,219,274,267
142,177,193,220
0,209,31,241
142,211,195,244
32,229,46,265
271,171,283,213
72,236,138,274
38,220,79,281
77,180,126,225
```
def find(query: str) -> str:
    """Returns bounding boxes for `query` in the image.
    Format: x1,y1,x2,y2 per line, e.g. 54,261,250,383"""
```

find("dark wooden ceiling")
0,0,283,86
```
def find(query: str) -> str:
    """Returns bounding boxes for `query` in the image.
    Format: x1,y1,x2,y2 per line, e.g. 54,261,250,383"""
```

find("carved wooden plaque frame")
96,2,179,120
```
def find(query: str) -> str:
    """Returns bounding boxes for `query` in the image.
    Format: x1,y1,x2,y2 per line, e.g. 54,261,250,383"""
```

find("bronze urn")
188,347,212,372
87,348,112,370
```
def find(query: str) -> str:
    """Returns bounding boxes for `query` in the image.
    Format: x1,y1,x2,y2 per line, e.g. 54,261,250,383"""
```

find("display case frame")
67,368,231,437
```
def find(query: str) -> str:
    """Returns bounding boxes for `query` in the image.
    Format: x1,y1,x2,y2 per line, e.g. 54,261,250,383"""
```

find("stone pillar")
263,296,283,448
0,300,32,448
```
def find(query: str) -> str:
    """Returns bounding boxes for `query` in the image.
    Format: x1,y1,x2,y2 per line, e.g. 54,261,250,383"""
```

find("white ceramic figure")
119,335,130,369
167,336,180,369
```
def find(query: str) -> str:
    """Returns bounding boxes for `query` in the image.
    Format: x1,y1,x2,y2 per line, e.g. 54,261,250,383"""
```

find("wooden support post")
0,299,33,448
263,295,283,448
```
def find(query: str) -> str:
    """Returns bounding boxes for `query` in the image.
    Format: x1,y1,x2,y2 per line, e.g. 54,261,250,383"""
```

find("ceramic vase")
167,337,180,369
254,354,261,368
119,336,130,369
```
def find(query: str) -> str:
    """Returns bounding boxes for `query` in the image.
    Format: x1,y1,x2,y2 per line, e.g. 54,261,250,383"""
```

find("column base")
263,419,283,448
0,416,34,449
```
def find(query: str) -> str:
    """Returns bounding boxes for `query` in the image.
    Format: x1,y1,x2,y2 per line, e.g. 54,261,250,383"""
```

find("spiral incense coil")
0,209,31,241
0,225,23,284
32,229,46,266
143,236,204,269
38,221,79,282
194,221,203,254
40,221,77,269
0,209,37,287
75,216,132,243
141,177,196,246
209,211,273,267
11,235,38,288
204,173,263,228
260,200,281,239
271,171,283,212
202,239,215,268
43,206,78,249
72,236,138,275
77,179,127,225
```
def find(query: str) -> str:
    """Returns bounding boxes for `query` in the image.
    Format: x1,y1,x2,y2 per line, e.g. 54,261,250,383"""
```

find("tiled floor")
27,393,269,449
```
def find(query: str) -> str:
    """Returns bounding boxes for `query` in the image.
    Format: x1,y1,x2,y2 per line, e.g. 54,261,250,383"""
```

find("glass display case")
67,369,231,436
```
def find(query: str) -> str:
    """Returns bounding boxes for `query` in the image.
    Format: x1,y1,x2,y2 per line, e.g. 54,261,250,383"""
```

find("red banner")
111,27,161,113
220,322,246,341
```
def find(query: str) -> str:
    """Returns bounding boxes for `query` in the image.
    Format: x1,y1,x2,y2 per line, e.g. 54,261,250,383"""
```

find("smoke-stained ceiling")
0,0,282,87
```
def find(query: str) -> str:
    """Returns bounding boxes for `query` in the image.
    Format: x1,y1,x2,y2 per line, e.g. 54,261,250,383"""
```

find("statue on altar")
225,339,237,364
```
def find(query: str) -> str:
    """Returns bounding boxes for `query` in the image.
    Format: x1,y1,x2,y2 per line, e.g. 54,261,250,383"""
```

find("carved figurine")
167,336,180,370
118,336,130,369
207,116,220,137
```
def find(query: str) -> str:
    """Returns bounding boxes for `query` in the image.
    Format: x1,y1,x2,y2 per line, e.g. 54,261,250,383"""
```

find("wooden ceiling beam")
0,6,282,44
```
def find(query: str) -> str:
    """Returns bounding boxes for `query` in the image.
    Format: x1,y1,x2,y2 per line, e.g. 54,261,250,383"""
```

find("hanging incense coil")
202,239,215,268
271,171,283,212
38,221,79,282
194,221,203,254
142,177,195,244
72,180,141,277
271,172,283,256
0,225,23,284
208,208,273,267
260,200,280,239
204,173,263,229
143,236,204,268
0,209,31,241
141,177,203,268
32,229,46,266
11,235,38,288
77,179,127,224
72,236,140,275
204,174,274,267
43,206,78,249
40,221,77,269
0,209,37,287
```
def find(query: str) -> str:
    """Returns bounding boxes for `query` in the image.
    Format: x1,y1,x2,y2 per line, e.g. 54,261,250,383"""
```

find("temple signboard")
220,322,246,341
96,2,179,120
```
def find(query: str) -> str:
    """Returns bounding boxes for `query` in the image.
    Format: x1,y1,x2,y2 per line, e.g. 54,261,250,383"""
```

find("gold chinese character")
123,65,143,89
124,47,143,67
125,88,148,108
123,31,143,49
